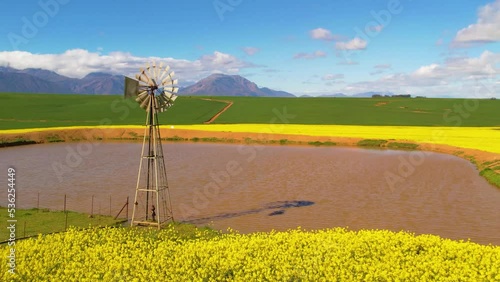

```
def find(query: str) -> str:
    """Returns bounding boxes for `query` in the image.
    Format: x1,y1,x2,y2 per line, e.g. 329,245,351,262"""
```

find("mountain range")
0,67,394,97
0,67,124,94
0,67,295,97
179,74,294,97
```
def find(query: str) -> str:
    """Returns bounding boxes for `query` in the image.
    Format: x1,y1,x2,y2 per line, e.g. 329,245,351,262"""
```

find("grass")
387,142,419,150
480,168,500,187
0,93,227,129
308,141,336,146
164,135,186,142
0,138,37,147
357,139,388,147
45,134,64,143
1,94,499,129
211,96,500,126
0,207,123,241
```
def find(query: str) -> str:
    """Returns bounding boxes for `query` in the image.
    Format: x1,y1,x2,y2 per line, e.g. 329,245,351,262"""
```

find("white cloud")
309,28,338,41
322,73,344,81
413,51,499,79
335,37,367,50
368,25,384,33
242,47,260,56
413,64,441,77
293,50,327,60
453,0,500,44
0,49,255,84
345,50,500,97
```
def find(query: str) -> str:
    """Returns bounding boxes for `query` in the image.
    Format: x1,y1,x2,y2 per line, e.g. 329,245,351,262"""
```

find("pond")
0,142,499,245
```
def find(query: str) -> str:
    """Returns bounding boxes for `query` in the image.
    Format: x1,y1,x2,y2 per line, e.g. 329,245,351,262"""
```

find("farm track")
199,98,233,124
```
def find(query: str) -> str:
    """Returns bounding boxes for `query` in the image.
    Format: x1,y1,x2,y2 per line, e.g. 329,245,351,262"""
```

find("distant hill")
318,93,347,97
0,71,71,93
179,74,295,97
0,67,124,94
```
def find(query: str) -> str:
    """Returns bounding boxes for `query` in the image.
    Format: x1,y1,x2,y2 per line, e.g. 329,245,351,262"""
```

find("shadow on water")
182,200,315,225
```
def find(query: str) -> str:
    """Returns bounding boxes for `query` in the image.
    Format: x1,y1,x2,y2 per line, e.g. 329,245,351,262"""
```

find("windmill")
124,62,178,229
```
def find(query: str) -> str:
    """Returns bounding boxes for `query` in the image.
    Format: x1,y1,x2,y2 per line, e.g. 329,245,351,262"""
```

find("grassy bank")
0,207,124,241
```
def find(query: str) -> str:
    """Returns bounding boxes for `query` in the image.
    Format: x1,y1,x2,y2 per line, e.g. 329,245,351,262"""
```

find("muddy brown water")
0,142,499,245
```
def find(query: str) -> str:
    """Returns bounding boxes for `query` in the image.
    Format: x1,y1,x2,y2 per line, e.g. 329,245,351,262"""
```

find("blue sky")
0,0,499,97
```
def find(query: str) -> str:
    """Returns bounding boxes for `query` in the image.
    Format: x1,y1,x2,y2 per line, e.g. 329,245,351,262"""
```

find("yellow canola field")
1,124,499,154
2,227,499,281
174,124,500,154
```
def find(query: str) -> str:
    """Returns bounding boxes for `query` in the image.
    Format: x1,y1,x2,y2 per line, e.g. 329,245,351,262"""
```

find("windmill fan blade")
156,94,165,104
143,65,156,86
137,71,155,87
157,96,168,109
164,92,173,99
161,74,174,85
164,87,178,95
135,90,148,102
140,95,151,110
163,91,177,102
145,63,157,85
158,66,170,82
151,61,158,78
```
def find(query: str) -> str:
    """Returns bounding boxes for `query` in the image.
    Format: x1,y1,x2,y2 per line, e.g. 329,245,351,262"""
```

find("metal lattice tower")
124,62,178,229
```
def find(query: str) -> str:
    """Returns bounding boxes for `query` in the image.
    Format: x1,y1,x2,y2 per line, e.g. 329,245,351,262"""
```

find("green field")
0,93,226,129
0,93,498,129
0,207,122,241
214,96,500,126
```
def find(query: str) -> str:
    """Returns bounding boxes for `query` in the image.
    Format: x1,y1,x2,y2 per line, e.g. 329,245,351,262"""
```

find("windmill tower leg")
131,95,174,229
